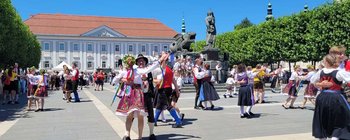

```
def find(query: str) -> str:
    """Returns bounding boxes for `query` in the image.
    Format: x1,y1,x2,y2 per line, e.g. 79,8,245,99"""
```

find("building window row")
43,42,169,53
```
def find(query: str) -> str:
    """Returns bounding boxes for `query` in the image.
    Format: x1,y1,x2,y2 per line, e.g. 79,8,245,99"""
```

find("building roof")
24,14,177,38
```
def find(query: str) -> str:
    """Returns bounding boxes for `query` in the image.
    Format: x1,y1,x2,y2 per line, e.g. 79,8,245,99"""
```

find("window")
44,43,50,50
87,44,93,51
44,61,50,68
115,45,120,51
101,44,107,52
163,46,168,51
87,62,93,68
73,44,79,51
154,46,158,52
128,45,133,52
59,43,65,51
141,45,146,52
102,61,106,68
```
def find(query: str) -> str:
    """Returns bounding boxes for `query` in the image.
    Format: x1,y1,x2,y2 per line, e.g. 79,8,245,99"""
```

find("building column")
52,40,57,67
79,41,84,71
67,41,71,65
82,42,86,71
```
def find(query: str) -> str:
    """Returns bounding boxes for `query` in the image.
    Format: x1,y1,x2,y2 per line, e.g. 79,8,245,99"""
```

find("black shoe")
299,106,305,109
34,109,41,112
229,95,234,98
240,114,246,118
249,112,255,116
210,105,214,110
40,109,44,111
255,100,259,104
149,134,157,140
181,113,185,121
244,113,252,119
198,104,205,109
289,106,297,109
154,123,157,126
194,106,200,109
122,136,131,140
261,100,266,103
14,101,19,104
171,123,182,128
223,94,227,98
7,101,11,104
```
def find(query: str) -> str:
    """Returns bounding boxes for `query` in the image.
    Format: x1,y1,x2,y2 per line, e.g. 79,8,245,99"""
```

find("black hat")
136,54,148,65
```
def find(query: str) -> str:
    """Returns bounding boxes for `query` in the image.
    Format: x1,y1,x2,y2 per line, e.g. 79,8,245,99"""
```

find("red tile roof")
24,14,177,38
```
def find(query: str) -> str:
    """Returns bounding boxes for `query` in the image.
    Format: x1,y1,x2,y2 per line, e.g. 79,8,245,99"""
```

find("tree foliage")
234,17,254,30
193,1,350,67
0,0,41,69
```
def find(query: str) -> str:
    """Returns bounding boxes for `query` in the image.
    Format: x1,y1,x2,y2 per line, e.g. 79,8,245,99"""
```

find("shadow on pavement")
73,99,93,103
42,107,64,112
155,133,201,140
0,94,27,122
182,118,197,126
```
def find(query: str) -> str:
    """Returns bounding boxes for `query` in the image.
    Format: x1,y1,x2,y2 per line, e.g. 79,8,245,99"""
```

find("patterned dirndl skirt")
312,90,350,139
304,83,317,98
116,84,147,117
282,80,299,97
34,86,47,98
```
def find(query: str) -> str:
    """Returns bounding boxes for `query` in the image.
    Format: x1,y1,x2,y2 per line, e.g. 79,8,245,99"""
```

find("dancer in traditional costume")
114,53,167,140
236,64,255,118
129,54,157,140
299,65,317,109
199,63,220,110
63,68,73,103
153,52,182,128
26,67,38,111
253,64,267,104
311,54,350,140
34,69,48,112
282,65,304,109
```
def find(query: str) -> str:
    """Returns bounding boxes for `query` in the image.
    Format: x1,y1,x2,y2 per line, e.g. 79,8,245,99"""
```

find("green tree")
0,0,41,69
234,17,254,30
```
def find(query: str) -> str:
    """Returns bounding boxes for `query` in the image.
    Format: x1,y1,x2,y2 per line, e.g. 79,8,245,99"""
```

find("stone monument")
202,10,219,61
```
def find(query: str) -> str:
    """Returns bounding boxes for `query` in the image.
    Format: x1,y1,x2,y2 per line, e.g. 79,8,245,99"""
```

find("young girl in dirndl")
282,65,304,109
299,65,317,109
236,64,255,118
311,54,350,140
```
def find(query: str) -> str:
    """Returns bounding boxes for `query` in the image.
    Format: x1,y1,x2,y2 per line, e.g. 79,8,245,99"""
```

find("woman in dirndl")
63,68,73,103
199,63,220,110
282,65,304,109
114,54,167,140
311,54,350,140
236,64,255,119
299,65,317,109
34,69,48,112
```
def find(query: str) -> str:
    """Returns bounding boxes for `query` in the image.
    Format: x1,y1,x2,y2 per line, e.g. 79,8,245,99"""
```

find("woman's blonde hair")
294,65,300,70
323,54,339,68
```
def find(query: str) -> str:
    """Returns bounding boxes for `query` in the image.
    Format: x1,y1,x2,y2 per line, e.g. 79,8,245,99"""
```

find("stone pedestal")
201,48,219,61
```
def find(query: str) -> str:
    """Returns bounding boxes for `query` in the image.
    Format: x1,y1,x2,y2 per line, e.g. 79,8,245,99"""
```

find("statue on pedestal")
205,10,216,50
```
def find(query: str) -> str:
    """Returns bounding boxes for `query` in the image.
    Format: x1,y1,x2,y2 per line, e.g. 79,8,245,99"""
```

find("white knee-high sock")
240,106,244,115
246,106,252,113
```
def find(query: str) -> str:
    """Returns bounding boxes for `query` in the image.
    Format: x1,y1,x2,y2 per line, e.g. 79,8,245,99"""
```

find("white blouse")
310,68,350,84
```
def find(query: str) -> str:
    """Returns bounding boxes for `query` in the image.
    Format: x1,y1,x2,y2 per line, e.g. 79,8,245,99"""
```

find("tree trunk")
289,62,291,72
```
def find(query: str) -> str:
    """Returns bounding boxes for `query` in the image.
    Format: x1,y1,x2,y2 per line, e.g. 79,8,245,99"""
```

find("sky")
12,0,331,40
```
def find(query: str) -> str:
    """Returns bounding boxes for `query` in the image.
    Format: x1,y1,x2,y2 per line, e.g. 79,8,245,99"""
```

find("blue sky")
12,0,330,40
